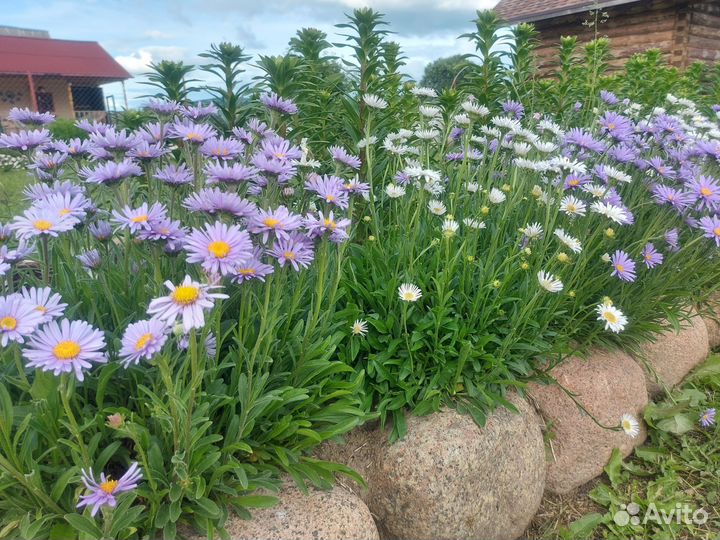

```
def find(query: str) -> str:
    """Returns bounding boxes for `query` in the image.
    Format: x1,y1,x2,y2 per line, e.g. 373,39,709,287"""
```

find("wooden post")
67,81,75,118
27,72,38,111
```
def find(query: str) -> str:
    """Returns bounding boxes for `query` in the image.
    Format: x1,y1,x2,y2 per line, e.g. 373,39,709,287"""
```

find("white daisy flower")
411,86,437,98
560,195,587,217
357,136,378,149
534,141,557,153
582,183,608,198
415,128,440,140
601,253,611,263
479,126,501,139
489,188,506,204
454,113,471,125
351,319,368,336
522,222,543,239
385,184,406,198
428,200,447,215
419,105,442,118
461,101,489,117
398,283,422,302
596,302,628,333
363,93,388,109
554,228,582,253
466,182,479,193
463,218,485,229
604,165,632,184
537,270,563,293
441,219,459,238
620,413,640,438
590,201,630,224
491,116,522,132
513,142,532,156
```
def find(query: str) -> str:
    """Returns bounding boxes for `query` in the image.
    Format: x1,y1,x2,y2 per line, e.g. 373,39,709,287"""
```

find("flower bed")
1,8,720,539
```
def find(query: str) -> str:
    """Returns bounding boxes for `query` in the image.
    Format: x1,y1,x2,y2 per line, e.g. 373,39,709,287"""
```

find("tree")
420,55,475,92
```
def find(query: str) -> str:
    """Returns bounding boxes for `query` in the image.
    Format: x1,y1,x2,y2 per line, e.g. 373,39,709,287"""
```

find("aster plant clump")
0,100,367,538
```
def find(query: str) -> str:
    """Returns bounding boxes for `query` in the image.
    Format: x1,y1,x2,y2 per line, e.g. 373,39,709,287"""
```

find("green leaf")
656,413,695,435
193,497,221,519
559,512,604,539
604,448,624,488
64,514,103,538
233,495,279,508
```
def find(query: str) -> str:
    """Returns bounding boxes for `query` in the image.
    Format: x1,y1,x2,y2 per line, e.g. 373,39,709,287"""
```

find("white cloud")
144,30,175,39
114,46,188,75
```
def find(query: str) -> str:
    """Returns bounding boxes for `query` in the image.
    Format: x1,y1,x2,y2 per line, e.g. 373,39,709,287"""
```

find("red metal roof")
494,0,639,24
0,35,131,81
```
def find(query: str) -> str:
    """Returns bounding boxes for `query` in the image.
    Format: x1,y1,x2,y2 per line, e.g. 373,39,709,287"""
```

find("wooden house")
493,0,720,72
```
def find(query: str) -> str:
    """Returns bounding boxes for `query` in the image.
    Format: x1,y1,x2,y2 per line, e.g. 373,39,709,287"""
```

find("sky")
3,0,499,108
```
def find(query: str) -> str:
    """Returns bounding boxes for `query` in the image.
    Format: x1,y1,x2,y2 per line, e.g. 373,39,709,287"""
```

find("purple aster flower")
127,140,168,161
177,331,216,357
699,215,720,246
329,146,361,169
88,221,113,242
564,128,605,153
23,180,84,202
146,98,181,116
137,122,168,144
261,137,302,161
573,101,583,111
82,159,142,185
77,462,142,517
251,153,296,182
119,319,169,367
0,129,51,152
563,172,591,190
204,161,258,184
147,275,228,332
200,137,244,160
610,250,636,282
502,100,524,119
341,177,370,195
1,241,35,264
268,233,315,271
0,294,43,346
600,90,619,105
35,192,90,222
247,206,303,242
154,163,194,186
77,249,102,270
260,92,298,115
51,138,91,157
699,408,716,427
246,118,273,137
10,207,78,239
651,184,694,209
647,156,676,179
607,143,637,163
230,247,274,283
449,127,464,141
305,174,349,209
688,176,720,211
181,103,218,120
30,151,68,178
8,107,55,126
182,188,256,217
112,202,167,233
20,286,67,324
23,318,106,381
665,228,680,252
232,126,254,145
75,119,109,135
0,223,13,243
184,221,253,276
90,128,141,153
304,210,351,243
168,121,217,144
599,111,633,141
136,216,186,244
641,243,663,269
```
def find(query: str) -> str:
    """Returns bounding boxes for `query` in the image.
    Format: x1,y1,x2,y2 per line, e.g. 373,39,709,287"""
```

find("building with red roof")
0,26,131,126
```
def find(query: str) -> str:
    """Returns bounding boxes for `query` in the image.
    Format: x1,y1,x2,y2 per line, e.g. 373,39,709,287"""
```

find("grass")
0,168,30,221
527,354,720,540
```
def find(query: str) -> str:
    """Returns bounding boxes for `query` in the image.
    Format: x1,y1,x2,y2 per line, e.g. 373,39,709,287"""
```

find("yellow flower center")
135,332,153,351
615,264,624,273
238,268,256,275
185,132,201,141
568,179,579,186
207,240,231,259
621,419,631,430
714,227,720,237
35,305,47,313
171,285,200,305
566,204,576,212
701,187,712,197
99,479,118,494
53,340,81,360
273,152,286,159
284,251,296,260
131,214,148,223
326,195,335,201
0,316,17,331
323,219,336,229
645,254,652,260
607,122,616,130
263,218,280,228
33,219,53,231
403,292,414,301
603,311,618,324
59,208,71,216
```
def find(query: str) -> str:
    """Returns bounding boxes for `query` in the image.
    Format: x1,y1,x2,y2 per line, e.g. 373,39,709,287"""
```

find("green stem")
59,375,91,467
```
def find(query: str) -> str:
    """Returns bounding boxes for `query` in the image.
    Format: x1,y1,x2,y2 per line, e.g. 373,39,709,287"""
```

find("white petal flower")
428,200,447,216
560,195,587,217
385,184,406,198
351,319,368,336
596,302,628,333
441,219,459,238
363,94,388,109
489,188,506,204
398,283,422,302
411,86,437,98
620,413,640,438
537,271,563,293
522,222,543,239
554,228,582,253
419,105,442,118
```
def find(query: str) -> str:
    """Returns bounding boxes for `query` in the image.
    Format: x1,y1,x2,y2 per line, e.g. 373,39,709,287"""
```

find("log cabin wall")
528,0,716,74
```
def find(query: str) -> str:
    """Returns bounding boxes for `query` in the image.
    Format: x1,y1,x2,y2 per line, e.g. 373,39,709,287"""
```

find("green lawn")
0,168,30,221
